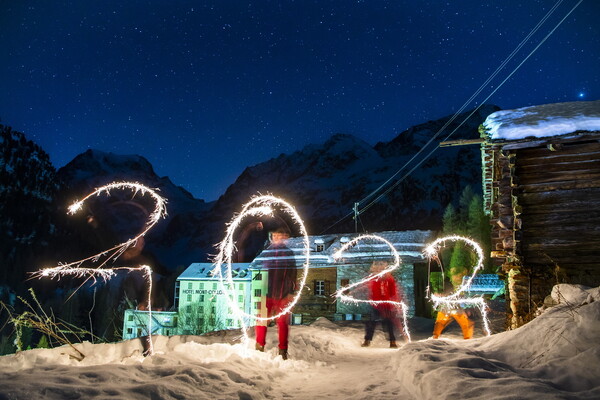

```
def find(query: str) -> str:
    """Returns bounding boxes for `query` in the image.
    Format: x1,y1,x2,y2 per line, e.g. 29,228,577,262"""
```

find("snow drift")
0,284,598,399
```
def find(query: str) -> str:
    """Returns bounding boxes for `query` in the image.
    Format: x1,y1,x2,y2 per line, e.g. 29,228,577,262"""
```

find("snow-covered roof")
177,262,252,281
483,100,600,141
250,230,436,268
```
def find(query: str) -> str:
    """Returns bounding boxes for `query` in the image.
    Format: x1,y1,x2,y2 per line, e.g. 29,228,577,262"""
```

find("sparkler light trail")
212,195,310,345
31,181,167,355
333,234,412,342
424,235,492,337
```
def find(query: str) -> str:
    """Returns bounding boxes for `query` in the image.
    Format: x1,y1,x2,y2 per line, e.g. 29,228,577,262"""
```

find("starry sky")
1,0,598,201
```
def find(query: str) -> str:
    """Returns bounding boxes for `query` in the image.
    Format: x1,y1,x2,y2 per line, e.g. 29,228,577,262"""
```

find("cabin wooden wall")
485,137,600,328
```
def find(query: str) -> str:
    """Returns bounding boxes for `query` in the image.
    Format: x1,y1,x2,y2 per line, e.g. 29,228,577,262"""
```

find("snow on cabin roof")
249,230,436,268
177,262,252,281
483,100,600,141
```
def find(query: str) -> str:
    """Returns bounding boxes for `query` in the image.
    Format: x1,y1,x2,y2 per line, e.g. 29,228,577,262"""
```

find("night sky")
1,1,598,201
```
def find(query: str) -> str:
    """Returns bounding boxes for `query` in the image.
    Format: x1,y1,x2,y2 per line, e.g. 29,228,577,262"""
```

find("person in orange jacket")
431,281,474,340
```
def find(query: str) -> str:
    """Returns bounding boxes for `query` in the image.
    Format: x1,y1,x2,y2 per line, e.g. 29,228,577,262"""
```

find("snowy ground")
1,284,599,400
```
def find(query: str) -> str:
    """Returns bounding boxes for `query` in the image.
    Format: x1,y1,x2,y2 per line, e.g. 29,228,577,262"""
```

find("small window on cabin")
316,244,324,252
315,280,326,296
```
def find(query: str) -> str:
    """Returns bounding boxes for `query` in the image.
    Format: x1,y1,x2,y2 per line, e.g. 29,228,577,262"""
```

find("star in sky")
0,0,598,201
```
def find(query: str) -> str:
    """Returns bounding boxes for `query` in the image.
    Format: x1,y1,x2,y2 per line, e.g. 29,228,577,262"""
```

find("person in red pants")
255,227,297,360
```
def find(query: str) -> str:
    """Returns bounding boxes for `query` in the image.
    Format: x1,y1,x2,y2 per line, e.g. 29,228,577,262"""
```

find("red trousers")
255,298,291,350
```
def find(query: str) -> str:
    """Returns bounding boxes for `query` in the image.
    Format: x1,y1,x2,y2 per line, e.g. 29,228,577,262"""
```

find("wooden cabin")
480,100,600,328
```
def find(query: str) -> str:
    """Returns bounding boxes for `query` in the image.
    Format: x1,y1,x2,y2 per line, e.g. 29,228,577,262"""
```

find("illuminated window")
315,280,325,296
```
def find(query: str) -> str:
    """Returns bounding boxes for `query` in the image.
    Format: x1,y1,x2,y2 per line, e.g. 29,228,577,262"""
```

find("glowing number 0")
32,181,168,355
333,234,412,342
213,195,310,344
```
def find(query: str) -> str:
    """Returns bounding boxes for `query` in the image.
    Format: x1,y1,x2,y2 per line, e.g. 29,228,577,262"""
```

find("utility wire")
356,0,564,209
320,0,581,234
359,0,583,216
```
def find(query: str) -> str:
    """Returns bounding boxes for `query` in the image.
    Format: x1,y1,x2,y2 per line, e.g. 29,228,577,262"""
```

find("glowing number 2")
424,235,491,336
32,181,168,355
333,234,412,342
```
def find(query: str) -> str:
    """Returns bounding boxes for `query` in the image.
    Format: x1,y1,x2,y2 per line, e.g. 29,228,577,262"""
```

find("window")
340,279,350,287
316,244,324,252
186,305,192,313
127,328,133,334
213,282,218,290
238,295,244,303
166,329,170,335
199,282,205,289
200,294,205,302
187,282,193,290
254,289,262,297
198,306,204,314
227,319,233,326
239,283,244,290
254,301,262,310
127,314,134,321
315,280,325,296
255,273,262,281
187,294,192,301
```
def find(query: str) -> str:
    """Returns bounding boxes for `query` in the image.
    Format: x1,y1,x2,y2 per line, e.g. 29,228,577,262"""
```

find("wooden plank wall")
515,140,600,305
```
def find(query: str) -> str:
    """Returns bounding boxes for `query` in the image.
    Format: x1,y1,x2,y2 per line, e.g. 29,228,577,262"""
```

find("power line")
320,0,581,234
359,0,583,216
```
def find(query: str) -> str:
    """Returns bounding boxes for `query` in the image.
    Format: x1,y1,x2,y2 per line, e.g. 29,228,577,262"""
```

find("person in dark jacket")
255,227,297,360
361,261,402,348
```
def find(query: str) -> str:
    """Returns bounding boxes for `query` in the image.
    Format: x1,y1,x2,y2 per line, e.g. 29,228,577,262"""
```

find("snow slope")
1,290,598,399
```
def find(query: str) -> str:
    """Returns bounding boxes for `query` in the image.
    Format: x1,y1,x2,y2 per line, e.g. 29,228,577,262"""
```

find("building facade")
480,100,600,328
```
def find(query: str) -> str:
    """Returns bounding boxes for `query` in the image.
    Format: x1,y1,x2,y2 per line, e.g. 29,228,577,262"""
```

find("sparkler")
212,195,310,344
424,235,491,336
333,234,412,342
31,181,167,355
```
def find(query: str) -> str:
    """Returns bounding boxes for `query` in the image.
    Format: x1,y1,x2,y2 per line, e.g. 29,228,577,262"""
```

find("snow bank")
391,284,600,399
0,285,599,399
484,100,600,140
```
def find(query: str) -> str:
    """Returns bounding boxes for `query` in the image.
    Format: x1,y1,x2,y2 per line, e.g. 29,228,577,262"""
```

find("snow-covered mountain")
200,105,500,249
0,124,58,289
56,149,214,272
54,105,499,271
